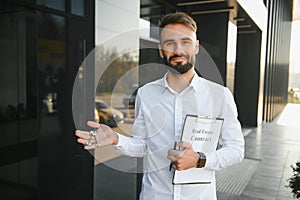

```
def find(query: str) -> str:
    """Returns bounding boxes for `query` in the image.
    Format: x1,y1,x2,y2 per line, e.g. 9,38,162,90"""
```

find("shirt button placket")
174,94,183,200
174,95,183,143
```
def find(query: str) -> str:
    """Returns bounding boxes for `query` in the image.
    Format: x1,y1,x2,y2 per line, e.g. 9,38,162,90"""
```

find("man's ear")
158,44,164,58
195,40,200,55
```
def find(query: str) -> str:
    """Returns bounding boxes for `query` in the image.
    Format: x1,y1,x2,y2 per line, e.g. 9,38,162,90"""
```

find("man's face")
159,23,199,74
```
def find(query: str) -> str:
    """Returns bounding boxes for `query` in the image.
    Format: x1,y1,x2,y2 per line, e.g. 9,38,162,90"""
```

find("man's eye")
183,40,191,45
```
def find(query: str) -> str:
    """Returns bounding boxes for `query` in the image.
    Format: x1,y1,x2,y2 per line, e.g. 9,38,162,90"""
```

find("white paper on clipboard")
172,115,223,185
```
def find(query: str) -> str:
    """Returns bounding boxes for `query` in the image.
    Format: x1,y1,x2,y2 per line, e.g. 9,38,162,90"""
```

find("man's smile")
171,57,186,62
169,55,188,63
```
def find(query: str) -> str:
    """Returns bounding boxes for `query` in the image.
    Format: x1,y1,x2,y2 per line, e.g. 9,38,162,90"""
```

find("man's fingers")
87,121,100,129
77,138,86,145
176,141,192,149
75,130,90,139
167,149,180,161
84,144,97,150
167,154,177,162
172,164,177,170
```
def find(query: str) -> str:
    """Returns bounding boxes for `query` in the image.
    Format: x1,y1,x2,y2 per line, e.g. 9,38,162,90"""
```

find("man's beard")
163,52,194,74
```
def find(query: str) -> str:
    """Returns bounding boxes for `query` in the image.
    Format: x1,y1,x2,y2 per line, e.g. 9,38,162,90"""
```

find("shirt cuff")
114,132,128,147
205,152,216,170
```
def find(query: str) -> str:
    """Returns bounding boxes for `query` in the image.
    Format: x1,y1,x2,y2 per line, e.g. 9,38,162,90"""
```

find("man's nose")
174,43,184,55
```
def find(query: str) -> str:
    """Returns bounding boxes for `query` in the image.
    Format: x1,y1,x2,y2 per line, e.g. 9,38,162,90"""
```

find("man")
76,12,244,200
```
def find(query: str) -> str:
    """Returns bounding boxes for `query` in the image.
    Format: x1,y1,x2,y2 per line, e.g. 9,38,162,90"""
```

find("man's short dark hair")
159,12,197,35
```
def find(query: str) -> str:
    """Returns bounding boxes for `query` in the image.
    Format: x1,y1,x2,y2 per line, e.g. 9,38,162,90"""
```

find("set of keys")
85,128,100,147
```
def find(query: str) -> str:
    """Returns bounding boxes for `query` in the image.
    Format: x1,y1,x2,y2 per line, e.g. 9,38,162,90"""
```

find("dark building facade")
0,0,95,199
0,0,293,199
263,0,293,122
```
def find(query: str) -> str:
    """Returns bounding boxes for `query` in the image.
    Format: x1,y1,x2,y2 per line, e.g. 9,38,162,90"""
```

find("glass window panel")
0,4,38,144
37,11,68,199
37,0,65,11
0,2,38,199
226,21,237,94
94,0,140,199
71,0,85,16
37,12,65,117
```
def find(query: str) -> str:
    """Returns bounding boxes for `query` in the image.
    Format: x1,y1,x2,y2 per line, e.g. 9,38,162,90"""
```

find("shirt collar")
160,72,200,94
189,73,199,93
161,73,171,93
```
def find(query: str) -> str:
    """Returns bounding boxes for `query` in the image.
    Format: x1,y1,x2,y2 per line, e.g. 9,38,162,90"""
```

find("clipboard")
172,115,224,185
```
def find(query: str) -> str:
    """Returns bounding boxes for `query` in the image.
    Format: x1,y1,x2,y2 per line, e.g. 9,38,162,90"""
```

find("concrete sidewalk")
217,103,300,200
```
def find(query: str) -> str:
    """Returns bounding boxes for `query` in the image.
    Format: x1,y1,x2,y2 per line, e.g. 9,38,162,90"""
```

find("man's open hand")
75,121,118,150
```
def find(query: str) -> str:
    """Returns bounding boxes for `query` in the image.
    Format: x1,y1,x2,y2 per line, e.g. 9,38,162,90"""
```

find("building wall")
194,12,229,86
263,0,293,122
0,0,95,199
235,30,262,126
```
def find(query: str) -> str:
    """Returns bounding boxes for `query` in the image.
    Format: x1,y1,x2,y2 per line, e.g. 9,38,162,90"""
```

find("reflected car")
122,88,138,108
95,100,124,127
290,88,300,100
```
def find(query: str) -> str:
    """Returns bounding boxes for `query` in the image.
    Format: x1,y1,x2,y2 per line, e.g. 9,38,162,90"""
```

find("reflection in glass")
37,10,70,199
0,2,38,198
95,0,139,132
95,46,138,129
0,5,38,144
226,21,237,94
72,0,85,16
37,12,65,116
37,0,65,11
94,1,140,199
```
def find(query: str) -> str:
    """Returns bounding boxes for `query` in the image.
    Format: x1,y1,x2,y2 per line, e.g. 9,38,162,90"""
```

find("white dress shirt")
115,73,244,200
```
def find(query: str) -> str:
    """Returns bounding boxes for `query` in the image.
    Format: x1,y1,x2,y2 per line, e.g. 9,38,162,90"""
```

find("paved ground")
217,103,300,200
